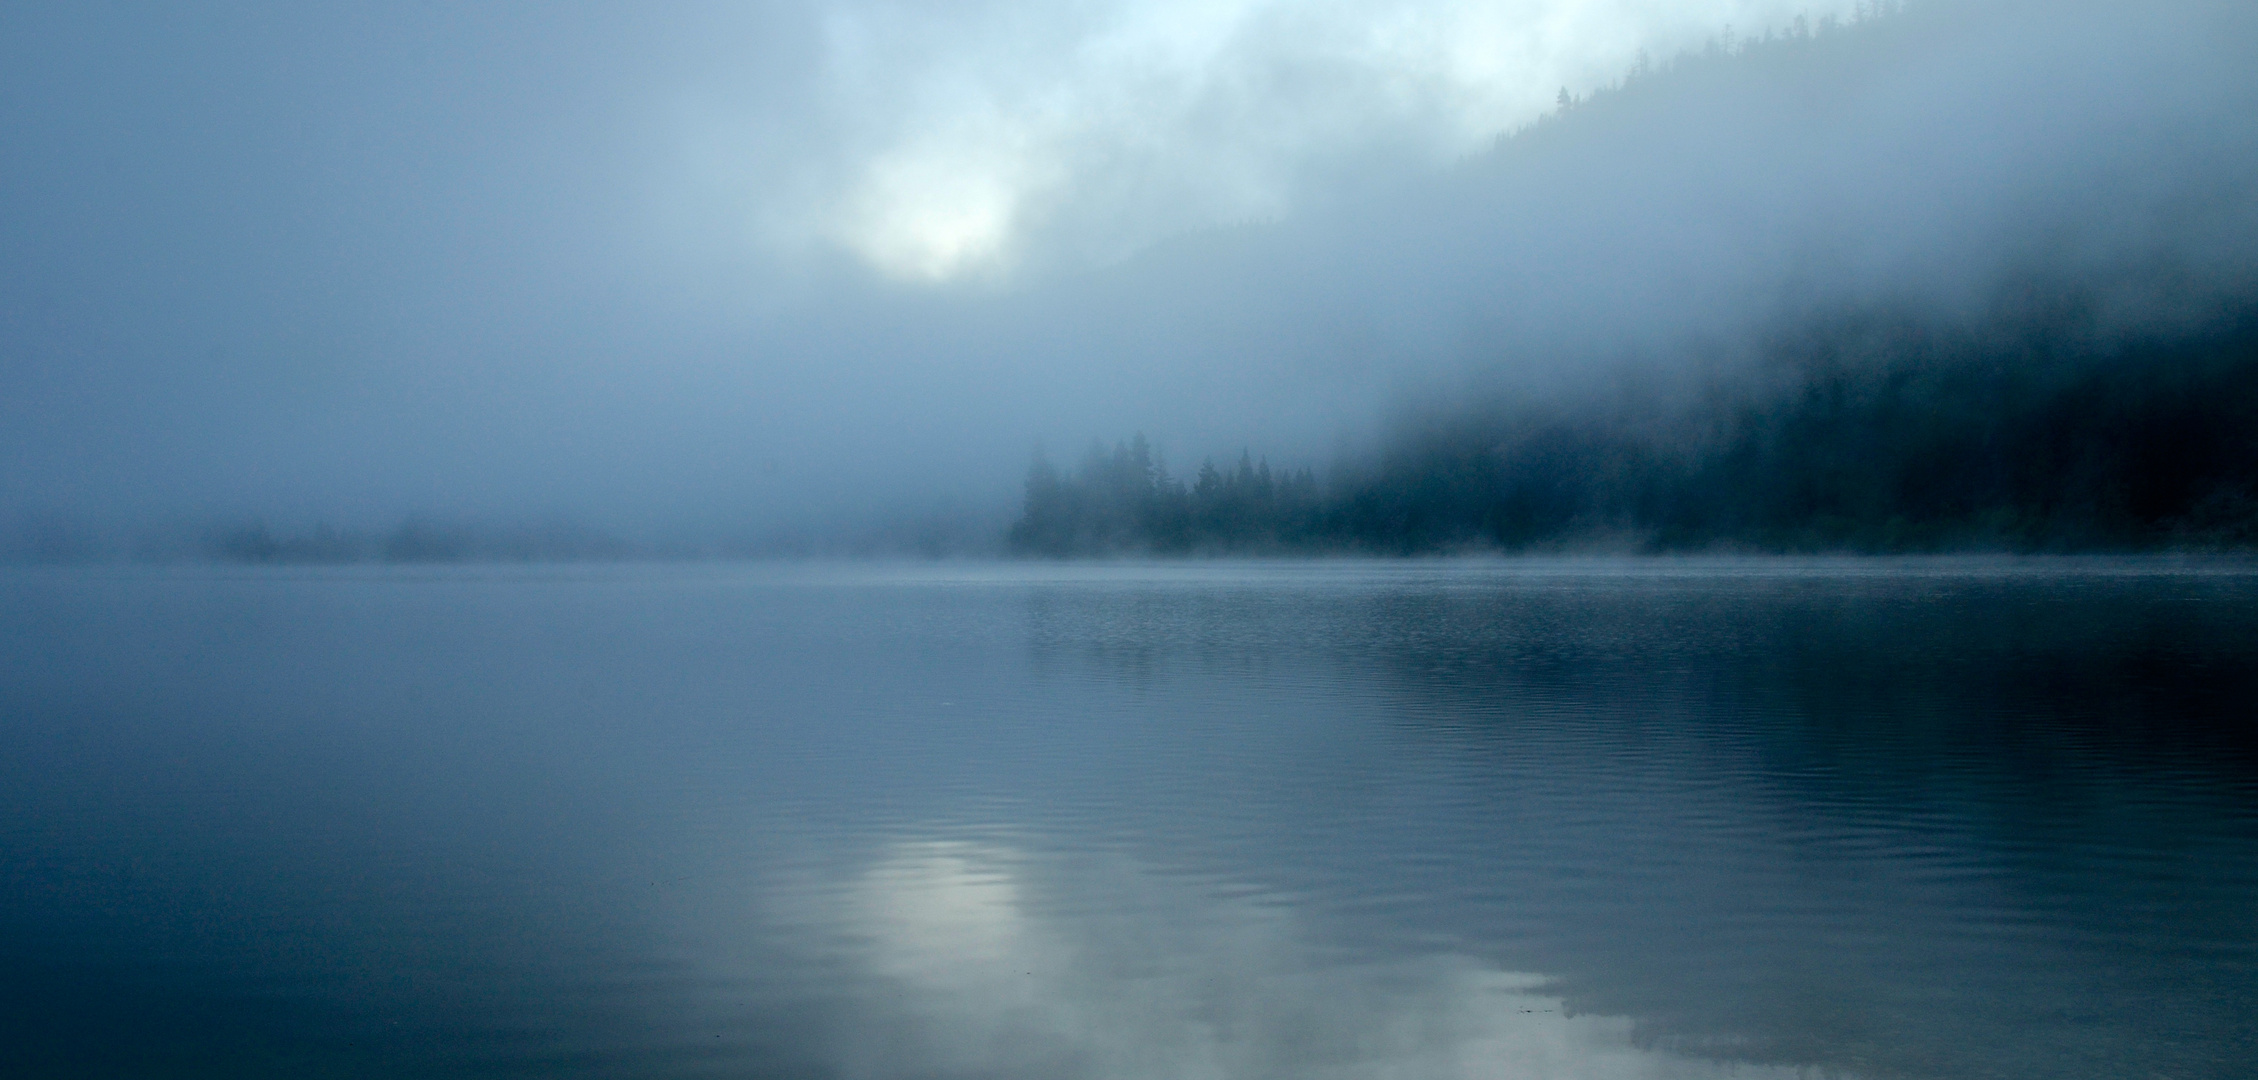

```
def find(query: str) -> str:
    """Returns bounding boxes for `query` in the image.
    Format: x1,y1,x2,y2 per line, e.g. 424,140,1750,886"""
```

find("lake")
2,559,2254,1078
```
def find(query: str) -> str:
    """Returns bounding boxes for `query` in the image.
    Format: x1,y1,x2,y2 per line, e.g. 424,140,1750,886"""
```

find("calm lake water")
2,559,2254,1079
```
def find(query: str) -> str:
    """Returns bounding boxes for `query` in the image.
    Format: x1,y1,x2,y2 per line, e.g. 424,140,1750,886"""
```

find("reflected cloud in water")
5,561,2250,1077
743,836,1805,1080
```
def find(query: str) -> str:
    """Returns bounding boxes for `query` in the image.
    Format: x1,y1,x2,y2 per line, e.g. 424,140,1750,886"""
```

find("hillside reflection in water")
1,560,2253,1079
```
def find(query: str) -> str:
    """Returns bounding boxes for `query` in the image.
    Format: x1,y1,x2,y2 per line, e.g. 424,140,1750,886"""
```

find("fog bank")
5,0,2254,556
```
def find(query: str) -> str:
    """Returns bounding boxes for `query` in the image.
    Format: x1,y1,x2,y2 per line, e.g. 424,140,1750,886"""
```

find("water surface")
2,559,2254,1078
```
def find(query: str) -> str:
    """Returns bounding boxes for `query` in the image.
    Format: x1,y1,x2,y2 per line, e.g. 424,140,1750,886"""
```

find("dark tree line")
1008,435,1322,555
1010,295,2258,556
1008,0,2258,557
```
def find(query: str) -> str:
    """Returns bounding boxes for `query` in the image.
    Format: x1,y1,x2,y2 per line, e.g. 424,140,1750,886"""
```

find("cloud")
680,0,1865,280
10,0,2252,543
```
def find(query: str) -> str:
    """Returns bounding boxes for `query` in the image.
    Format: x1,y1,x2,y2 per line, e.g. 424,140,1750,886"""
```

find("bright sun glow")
748,0,1866,281
841,136,1049,281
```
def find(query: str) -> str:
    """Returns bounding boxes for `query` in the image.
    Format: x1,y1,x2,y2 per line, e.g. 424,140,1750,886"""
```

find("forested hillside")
1012,2,2258,555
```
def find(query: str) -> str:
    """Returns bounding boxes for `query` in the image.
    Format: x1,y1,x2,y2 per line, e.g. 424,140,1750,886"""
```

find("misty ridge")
1014,296,2258,555
1013,0,2258,556
6,0,2256,562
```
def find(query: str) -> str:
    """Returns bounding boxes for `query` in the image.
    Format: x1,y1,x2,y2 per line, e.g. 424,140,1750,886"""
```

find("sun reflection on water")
737,837,1821,1079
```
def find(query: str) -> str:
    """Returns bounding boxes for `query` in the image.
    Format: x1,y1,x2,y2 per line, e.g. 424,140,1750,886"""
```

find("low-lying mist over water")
7,5,2258,1078
3,560,2255,1078
5,0,2255,556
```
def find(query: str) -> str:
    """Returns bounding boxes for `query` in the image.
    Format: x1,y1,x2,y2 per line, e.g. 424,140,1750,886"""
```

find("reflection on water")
1,559,2254,1078
747,837,1788,1080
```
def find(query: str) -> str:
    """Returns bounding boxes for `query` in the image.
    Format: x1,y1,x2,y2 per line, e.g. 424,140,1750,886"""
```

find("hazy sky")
4,0,2252,545
670,0,1863,281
